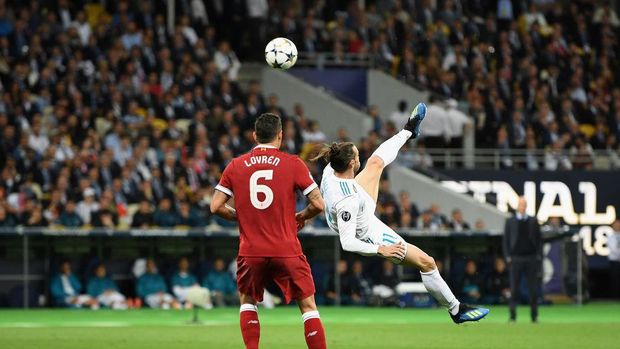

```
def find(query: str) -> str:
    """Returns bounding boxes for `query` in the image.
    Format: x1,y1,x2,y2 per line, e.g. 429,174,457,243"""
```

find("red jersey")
216,145,317,257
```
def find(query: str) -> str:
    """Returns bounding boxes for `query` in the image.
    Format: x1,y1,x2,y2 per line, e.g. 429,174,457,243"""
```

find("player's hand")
378,242,406,260
295,212,306,231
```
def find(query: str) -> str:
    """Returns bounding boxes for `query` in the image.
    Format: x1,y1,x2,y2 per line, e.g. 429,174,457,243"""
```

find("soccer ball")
265,37,298,70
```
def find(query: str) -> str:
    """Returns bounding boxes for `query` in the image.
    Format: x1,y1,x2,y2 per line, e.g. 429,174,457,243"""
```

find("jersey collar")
254,144,278,149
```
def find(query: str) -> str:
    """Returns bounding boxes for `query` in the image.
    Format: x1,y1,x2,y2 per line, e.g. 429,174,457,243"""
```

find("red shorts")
236,255,315,304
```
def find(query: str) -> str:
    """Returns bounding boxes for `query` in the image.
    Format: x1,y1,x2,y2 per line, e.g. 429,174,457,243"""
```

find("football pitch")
0,303,618,349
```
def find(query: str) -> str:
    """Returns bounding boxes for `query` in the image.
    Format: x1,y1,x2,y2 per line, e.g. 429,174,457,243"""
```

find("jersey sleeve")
293,157,318,196
335,197,379,256
322,163,335,179
215,161,234,197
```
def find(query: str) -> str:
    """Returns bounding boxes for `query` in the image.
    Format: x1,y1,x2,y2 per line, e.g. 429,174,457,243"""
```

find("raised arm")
335,198,404,259
295,187,324,229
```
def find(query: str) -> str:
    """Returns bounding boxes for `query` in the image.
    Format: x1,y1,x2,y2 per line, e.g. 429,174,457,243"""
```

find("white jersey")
321,164,405,257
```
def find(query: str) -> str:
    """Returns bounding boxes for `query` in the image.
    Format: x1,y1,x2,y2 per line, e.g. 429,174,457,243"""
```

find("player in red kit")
210,113,327,349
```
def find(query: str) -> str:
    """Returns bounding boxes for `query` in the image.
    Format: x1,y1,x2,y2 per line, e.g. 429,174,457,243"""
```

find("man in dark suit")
503,197,542,323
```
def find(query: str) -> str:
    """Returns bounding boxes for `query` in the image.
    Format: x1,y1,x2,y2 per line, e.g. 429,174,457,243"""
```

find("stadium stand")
0,1,610,308
0,0,481,230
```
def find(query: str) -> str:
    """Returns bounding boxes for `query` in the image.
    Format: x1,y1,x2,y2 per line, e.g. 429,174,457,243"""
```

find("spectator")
570,136,594,169
423,96,449,148
214,41,241,81
57,200,83,227
136,259,179,309
474,219,486,231
370,260,400,306
302,120,327,144
397,191,420,228
410,141,434,169
484,257,510,304
429,203,448,227
445,99,471,148
0,205,16,227
389,100,409,126
326,260,353,305
50,261,97,308
87,264,128,310
177,201,205,227
24,204,48,227
367,105,383,134
448,209,470,232
203,258,237,306
377,179,396,206
458,260,483,304
152,198,178,227
544,139,572,171
609,220,620,300
76,188,99,225
91,209,118,228
132,200,154,228
349,260,371,305
171,257,212,309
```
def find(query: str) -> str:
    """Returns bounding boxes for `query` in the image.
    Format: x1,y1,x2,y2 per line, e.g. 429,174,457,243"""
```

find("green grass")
0,304,619,349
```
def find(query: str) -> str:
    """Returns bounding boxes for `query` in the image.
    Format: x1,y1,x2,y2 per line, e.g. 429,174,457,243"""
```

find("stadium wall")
261,68,372,141
367,70,429,120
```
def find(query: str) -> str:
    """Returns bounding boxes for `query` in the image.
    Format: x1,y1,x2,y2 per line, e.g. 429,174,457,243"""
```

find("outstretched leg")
402,242,489,323
355,129,412,201
401,243,460,314
355,102,426,201
369,216,488,324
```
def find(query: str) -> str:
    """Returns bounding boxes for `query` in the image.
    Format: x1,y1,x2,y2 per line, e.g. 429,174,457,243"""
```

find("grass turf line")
0,304,618,349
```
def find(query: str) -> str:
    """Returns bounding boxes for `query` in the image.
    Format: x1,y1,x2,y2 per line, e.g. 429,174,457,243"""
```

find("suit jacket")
503,215,542,259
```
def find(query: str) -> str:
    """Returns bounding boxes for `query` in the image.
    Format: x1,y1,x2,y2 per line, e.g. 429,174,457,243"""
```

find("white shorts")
365,215,408,264
145,293,175,308
97,291,127,309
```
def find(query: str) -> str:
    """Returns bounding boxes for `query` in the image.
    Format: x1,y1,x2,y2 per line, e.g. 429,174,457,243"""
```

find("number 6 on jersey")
250,170,274,209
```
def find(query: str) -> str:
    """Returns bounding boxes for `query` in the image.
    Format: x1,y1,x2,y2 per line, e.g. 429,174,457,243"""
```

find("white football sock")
420,269,460,315
371,130,412,166
301,310,320,322
240,303,258,313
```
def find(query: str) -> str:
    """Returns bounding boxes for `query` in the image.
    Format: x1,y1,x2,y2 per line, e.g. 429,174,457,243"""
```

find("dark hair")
310,142,356,172
254,113,282,143
398,100,407,112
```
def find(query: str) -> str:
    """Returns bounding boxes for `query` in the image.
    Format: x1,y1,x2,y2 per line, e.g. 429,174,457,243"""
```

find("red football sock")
240,304,260,349
302,311,326,349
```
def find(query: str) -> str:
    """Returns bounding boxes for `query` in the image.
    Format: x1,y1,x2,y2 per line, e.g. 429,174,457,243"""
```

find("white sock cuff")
302,310,320,322
420,268,439,276
240,304,258,313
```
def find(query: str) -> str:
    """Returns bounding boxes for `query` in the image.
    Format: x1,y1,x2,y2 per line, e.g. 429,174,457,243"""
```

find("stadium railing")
406,148,620,170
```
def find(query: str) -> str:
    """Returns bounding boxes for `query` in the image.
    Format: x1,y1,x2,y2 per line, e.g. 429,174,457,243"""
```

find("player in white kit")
308,103,489,324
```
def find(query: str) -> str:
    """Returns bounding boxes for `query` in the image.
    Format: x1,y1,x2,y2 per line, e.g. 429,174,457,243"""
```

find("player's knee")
420,255,437,273
366,156,385,170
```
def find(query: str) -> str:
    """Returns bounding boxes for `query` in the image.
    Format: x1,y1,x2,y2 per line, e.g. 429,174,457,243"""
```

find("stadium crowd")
257,0,620,168
0,0,483,231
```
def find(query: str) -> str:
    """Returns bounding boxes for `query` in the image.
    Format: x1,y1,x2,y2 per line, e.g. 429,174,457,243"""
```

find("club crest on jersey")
341,211,351,222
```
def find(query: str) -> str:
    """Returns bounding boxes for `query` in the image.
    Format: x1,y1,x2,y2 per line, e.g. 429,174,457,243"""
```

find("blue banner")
290,68,367,107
